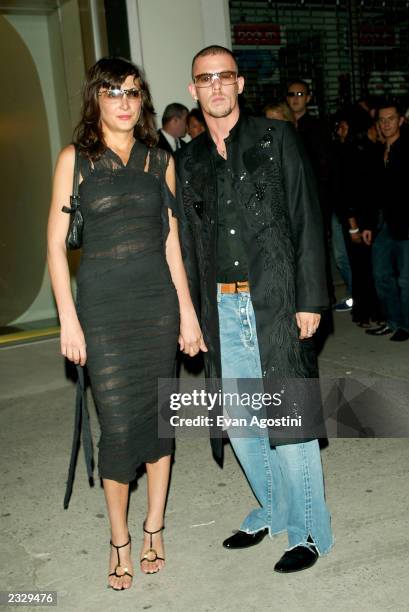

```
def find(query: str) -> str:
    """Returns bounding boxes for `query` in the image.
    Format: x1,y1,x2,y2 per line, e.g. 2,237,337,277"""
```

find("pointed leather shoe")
274,545,318,573
223,528,268,549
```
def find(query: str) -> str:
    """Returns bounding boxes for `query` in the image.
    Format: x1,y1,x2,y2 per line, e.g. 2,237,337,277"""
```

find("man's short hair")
375,98,403,119
162,103,188,127
287,79,311,95
191,45,238,78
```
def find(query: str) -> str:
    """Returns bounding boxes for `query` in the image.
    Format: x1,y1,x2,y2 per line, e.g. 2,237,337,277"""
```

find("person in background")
285,80,332,184
286,79,335,344
157,102,189,154
331,113,382,327
330,114,354,313
363,101,409,342
263,100,295,125
186,108,206,139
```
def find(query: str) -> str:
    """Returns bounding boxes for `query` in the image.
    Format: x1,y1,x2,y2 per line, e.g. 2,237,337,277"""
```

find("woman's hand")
60,317,87,366
179,310,208,357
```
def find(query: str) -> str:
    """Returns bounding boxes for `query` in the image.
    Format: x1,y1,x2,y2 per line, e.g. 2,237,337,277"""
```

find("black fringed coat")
175,115,329,458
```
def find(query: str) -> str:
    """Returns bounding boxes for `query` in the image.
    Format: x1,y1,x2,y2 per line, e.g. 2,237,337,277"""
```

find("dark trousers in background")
348,239,381,324
372,225,409,332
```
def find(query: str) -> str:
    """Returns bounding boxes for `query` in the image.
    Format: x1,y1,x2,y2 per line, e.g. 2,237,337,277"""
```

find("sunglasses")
287,91,306,97
98,88,142,101
193,71,238,88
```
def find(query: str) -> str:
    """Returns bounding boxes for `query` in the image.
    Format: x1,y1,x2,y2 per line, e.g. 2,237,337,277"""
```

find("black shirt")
378,134,409,240
210,120,248,282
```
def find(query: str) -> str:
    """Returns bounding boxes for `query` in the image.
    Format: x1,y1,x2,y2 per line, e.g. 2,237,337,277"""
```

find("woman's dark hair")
73,57,158,160
187,107,206,126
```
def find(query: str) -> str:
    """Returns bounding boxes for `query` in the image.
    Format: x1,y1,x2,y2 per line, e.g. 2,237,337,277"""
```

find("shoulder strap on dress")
148,146,170,178
78,151,92,179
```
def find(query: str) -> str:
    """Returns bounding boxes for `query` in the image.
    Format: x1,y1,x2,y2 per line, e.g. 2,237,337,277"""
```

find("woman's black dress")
76,141,179,483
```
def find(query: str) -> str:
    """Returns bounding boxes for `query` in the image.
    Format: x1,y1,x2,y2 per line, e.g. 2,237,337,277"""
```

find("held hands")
296,312,321,340
179,310,208,357
60,318,87,366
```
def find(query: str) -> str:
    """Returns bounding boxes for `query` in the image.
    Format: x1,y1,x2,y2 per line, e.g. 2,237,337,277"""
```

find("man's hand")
296,312,321,340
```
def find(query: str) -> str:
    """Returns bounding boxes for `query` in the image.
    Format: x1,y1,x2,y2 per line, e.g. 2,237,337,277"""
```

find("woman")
47,57,205,591
263,100,295,125
186,108,206,139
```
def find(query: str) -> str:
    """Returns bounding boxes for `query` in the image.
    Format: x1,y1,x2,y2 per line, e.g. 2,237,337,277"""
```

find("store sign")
359,25,395,47
233,23,281,46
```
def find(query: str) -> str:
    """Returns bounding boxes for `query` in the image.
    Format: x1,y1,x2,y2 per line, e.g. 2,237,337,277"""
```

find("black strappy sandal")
108,535,133,590
140,524,165,574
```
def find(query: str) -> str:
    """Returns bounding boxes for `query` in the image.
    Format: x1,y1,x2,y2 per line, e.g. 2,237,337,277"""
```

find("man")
286,79,331,183
176,45,333,573
287,80,348,313
363,102,409,342
157,102,188,154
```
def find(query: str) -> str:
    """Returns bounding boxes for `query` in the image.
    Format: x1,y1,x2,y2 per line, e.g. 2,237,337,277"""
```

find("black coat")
175,116,328,457
157,130,186,156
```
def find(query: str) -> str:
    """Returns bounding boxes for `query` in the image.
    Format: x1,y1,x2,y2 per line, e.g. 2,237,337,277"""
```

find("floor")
0,308,408,612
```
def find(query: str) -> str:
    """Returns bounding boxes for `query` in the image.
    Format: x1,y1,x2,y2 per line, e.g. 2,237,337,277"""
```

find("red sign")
233,23,281,46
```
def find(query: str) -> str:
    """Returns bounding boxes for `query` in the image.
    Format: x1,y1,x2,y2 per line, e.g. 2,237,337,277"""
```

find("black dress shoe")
365,324,393,336
390,329,409,342
223,529,268,549
274,545,318,573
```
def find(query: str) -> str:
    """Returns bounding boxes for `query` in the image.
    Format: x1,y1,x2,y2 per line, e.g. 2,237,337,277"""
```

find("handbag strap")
72,145,80,200
62,145,80,214
63,365,94,509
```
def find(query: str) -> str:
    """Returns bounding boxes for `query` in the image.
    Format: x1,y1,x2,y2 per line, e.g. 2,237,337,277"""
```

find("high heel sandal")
108,535,133,590
140,523,165,574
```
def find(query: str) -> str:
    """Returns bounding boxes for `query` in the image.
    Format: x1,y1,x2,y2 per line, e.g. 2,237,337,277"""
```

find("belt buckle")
236,281,248,293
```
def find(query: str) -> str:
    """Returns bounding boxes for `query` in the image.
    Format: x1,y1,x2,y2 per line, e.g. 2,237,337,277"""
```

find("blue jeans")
331,213,352,295
217,287,334,555
372,225,409,332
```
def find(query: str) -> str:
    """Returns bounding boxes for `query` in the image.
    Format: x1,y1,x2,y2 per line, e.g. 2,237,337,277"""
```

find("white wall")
6,14,62,325
127,0,231,122
6,4,83,326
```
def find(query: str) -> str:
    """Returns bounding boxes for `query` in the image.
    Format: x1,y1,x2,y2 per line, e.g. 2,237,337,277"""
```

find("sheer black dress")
76,141,179,483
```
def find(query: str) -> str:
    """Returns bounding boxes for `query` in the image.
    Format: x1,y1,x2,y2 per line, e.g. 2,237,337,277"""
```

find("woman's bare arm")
47,145,87,365
164,156,207,357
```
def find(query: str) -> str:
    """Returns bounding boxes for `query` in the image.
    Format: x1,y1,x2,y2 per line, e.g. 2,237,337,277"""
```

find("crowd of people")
256,82,408,342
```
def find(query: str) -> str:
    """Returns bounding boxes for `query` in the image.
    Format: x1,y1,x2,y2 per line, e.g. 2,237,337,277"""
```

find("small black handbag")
62,145,83,250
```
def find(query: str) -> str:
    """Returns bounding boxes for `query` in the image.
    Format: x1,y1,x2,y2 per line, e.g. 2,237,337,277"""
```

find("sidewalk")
0,312,408,612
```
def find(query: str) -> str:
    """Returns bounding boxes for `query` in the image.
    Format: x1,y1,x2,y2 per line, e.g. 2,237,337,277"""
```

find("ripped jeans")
217,287,334,554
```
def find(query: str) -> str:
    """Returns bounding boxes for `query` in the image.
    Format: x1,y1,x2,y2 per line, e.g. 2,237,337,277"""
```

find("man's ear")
237,75,245,95
188,82,198,101
399,116,404,127
306,94,312,104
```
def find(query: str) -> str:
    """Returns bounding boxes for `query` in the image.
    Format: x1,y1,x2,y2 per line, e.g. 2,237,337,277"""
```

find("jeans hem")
285,536,335,557
242,526,287,538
